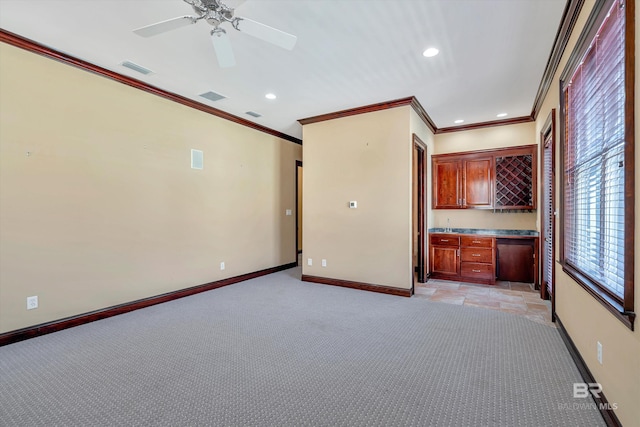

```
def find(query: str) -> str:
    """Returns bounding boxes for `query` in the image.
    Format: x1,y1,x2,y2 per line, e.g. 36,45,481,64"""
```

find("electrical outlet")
27,295,38,310
220,261,225,270
597,341,603,364
321,259,327,267
307,258,312,266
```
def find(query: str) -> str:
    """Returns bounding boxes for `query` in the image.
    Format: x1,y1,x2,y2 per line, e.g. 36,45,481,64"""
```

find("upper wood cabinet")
432,145,536,210
432,155,493,209
433,159,462,209
463,157,493,208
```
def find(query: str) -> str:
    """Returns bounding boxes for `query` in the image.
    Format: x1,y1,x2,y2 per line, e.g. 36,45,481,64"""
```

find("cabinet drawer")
460,236,494,248
461,247,493,263
430,235,460,246
461,262,494,280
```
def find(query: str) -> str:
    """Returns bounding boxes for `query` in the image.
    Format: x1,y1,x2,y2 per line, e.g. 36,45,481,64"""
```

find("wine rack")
495,154,534,209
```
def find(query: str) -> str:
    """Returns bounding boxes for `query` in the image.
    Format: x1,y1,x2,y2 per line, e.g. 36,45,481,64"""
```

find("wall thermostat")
349,201,357,208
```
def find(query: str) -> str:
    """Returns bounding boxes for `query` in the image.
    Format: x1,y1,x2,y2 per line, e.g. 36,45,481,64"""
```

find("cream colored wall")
535,1,640,425
302,106,412,289
431,122,538,230
0,43,301,334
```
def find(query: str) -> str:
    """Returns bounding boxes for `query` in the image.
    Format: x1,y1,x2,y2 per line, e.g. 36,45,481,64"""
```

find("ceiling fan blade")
133,16,197,37
211,31,236,68
235,17,297,50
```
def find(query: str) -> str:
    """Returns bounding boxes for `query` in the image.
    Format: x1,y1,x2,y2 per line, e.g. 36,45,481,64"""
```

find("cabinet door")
433,159,461,209
463,158,492,208
430,246,459,276
496,239,535,283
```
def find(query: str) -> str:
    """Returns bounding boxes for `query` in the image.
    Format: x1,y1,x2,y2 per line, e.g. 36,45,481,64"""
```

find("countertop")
428,228,539,237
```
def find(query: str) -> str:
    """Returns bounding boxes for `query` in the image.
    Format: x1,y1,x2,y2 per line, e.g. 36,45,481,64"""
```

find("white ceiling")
0,0,567,140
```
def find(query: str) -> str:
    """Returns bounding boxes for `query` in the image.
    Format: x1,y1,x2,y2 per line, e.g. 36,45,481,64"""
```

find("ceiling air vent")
199,91,227,102
245,111,261,118
120,60,154,75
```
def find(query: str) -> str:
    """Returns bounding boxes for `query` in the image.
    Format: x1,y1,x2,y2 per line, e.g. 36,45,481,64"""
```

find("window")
560,0,634,329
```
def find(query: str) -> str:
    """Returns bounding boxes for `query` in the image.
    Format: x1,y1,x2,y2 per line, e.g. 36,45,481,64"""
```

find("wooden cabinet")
459,236,495,284
429,234,496,285
430,235,460,277
432,145,535,210
463,158,493,208
496,238,538,284
433,159,461,209
432,156,492,209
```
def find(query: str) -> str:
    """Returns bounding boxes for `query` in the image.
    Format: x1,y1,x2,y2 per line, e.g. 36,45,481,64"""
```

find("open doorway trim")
295,160,302,266
540,109,556,321
413,134,428,291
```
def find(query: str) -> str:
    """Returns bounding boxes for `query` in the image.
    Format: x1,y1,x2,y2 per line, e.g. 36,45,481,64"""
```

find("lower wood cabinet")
496,238,538,284
430,234,496,285
430,235,460,277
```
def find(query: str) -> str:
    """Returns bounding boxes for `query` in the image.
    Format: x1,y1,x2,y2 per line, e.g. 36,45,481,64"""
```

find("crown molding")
436,115,534,134
530,0,586,119
298,96,437,134
0,29,302,145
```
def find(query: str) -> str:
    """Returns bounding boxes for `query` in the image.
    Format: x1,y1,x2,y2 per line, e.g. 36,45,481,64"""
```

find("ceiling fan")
133,0,297,68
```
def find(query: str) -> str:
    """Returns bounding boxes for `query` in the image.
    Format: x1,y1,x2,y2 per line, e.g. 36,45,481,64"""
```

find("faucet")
446,218,451,233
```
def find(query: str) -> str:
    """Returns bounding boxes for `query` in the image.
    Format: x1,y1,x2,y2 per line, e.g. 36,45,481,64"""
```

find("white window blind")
563,0,625,299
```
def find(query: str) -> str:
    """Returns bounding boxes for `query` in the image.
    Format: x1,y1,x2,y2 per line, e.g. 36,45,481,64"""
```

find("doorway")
295,160,303,266
540,110,556,321
413,135,427,293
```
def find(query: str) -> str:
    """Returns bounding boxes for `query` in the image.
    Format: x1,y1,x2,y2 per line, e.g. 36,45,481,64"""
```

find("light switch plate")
286,209,292,216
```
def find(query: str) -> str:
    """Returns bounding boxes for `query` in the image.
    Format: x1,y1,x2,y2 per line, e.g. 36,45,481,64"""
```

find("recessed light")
454,119,464,124
496,113,508,118
422,47,439,58
265,93,277,100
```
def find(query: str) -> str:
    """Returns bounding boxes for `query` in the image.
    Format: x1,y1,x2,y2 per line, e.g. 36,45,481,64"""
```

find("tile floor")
415,279,554,327
297,254,553,327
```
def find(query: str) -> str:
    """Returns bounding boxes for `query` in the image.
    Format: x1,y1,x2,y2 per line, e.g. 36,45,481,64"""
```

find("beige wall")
302,106,415,289
0,43,301,333
534,1,640,425
431,122,538,230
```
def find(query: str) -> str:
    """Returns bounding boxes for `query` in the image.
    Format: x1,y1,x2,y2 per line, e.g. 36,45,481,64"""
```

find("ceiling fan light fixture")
133,0,298,69
422,47,439,58
265,93,277,100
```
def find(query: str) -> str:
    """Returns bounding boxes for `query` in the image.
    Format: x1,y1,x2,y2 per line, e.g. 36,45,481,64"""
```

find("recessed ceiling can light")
496,113,508,118
422,47,439,57
454,119,464,124
265,93,277,100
